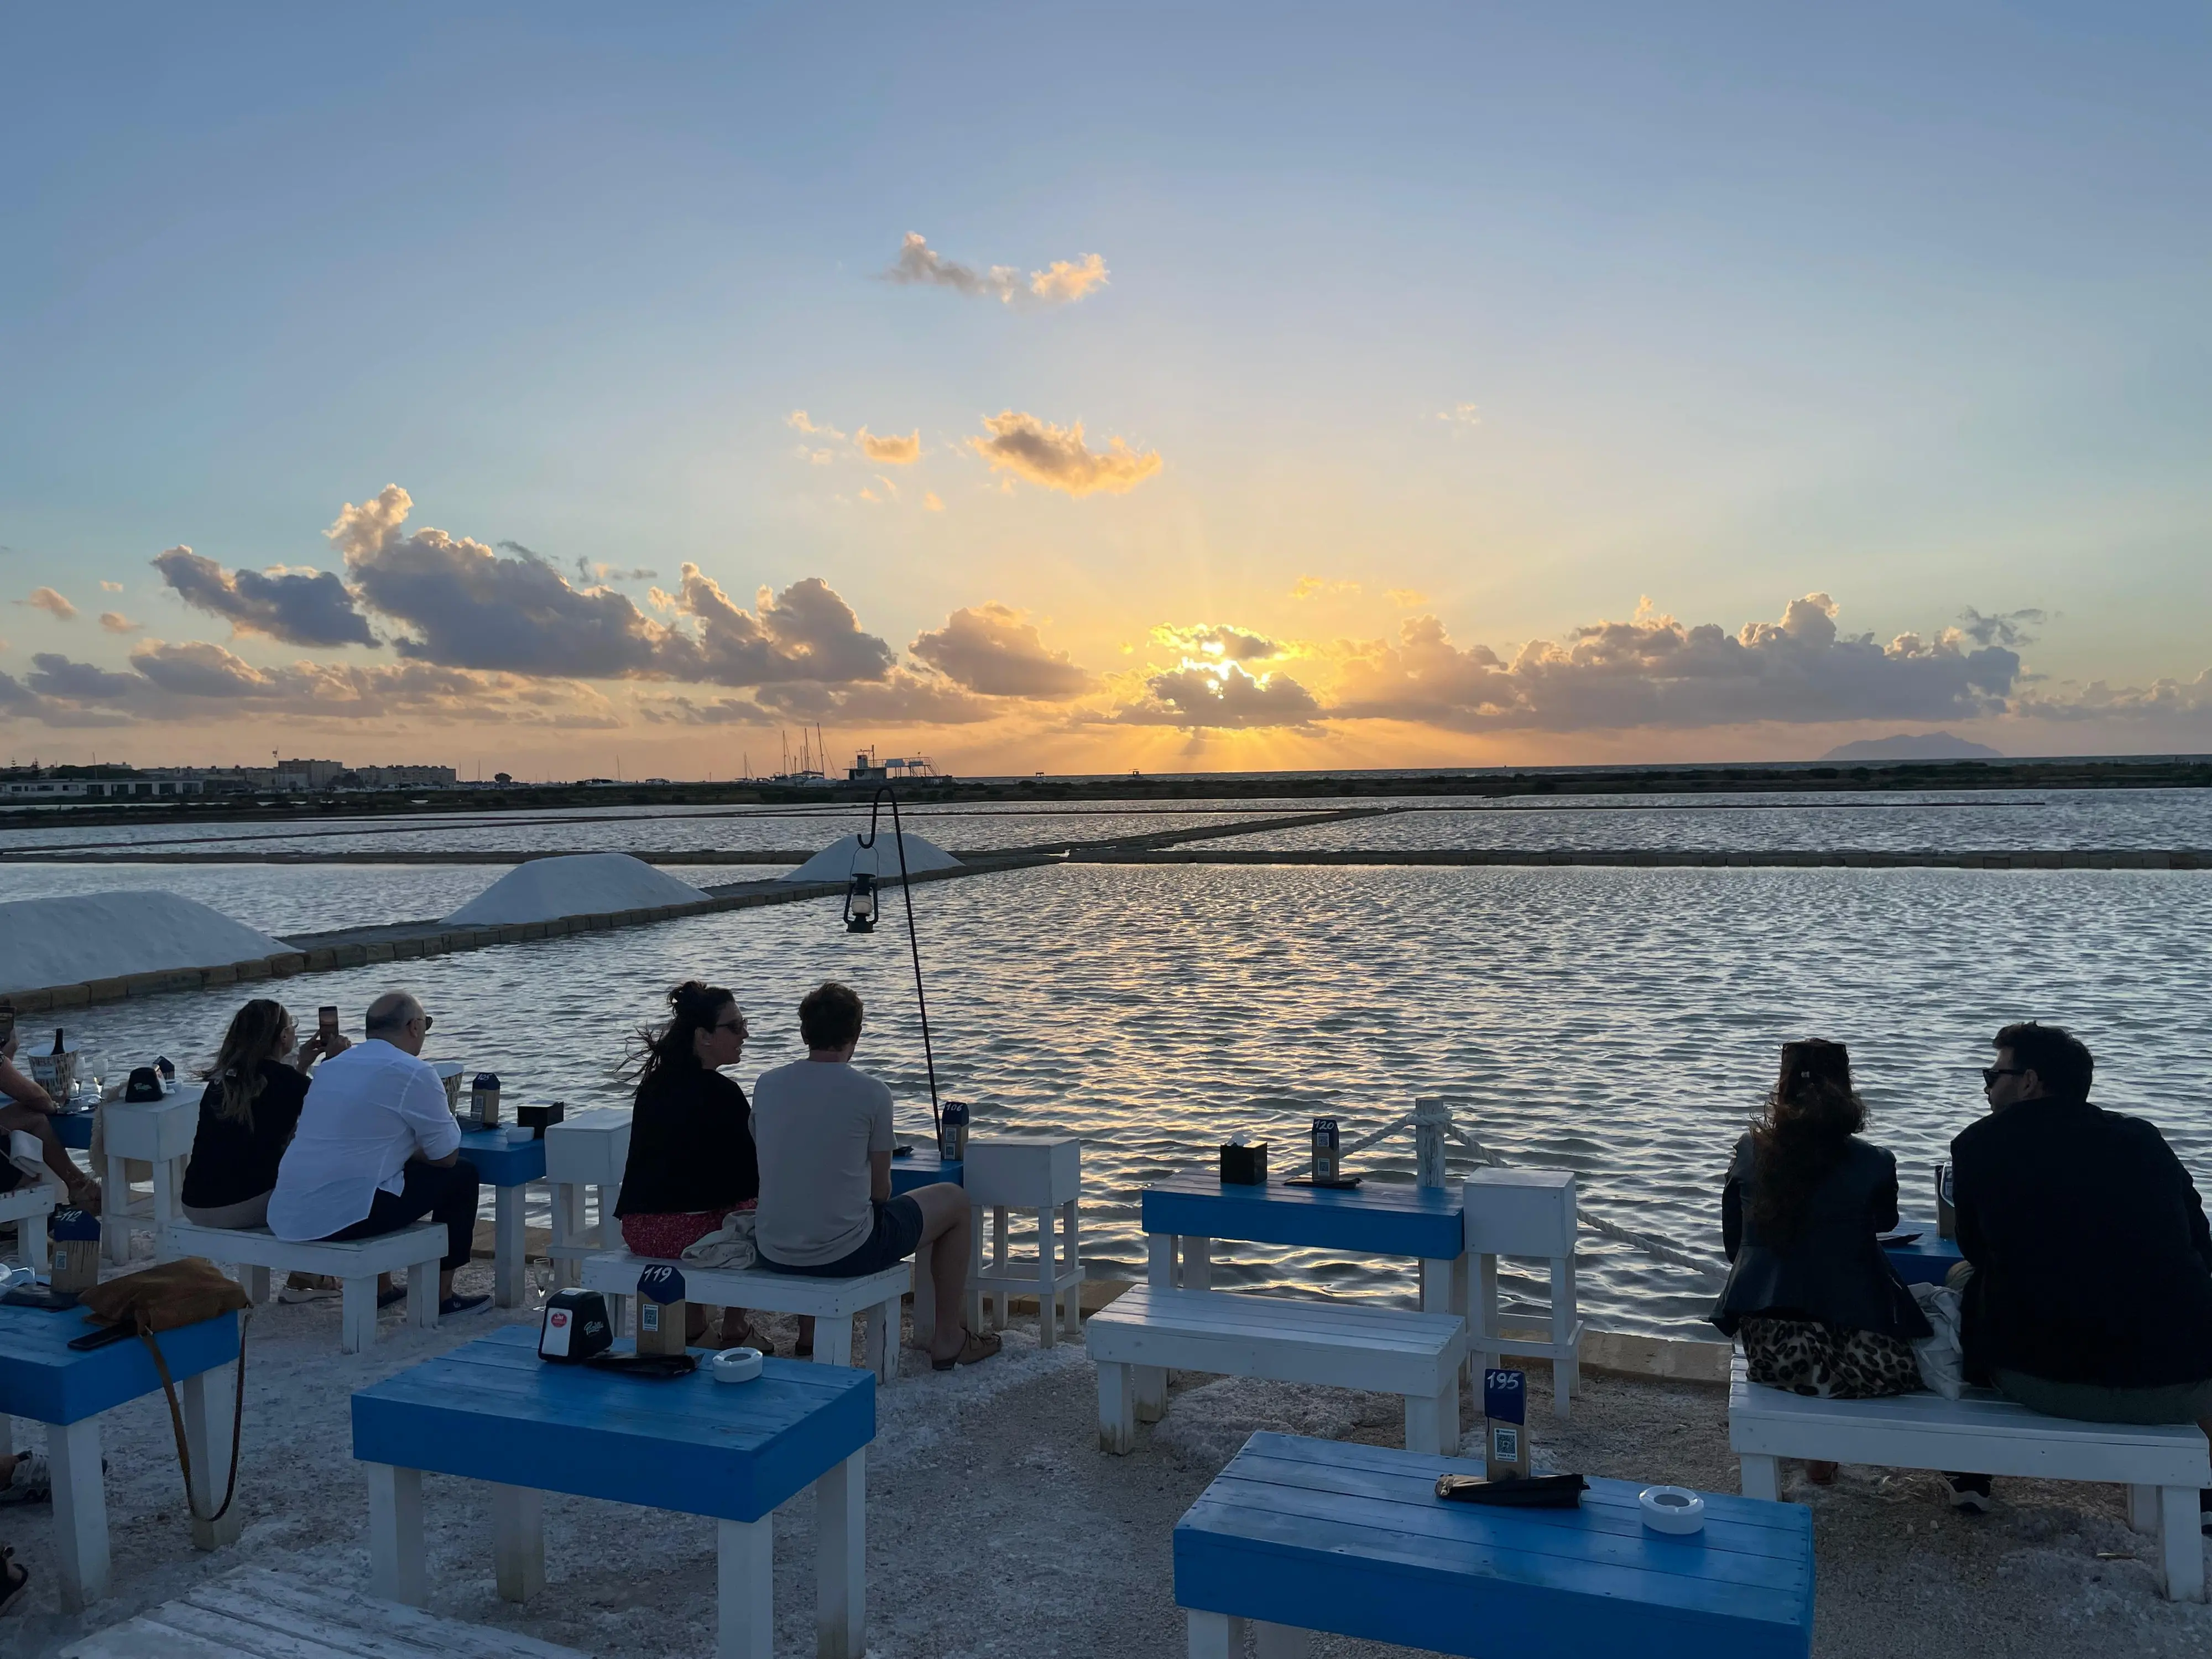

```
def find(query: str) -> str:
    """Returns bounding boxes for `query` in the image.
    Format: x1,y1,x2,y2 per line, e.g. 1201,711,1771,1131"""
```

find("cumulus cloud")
1114,662,1324,731
3,643,619,729
856,427,921,465
882,233,1108,308
1328,593,2024,732
20,587,76,620
910,603,1095,698
785,410,846,439
968,411,1161,497
641,669,999,729
326,486,896,688
100,581,124,593
1151,623,1282,662
98,613,141,634
923,492,945,513
153,545,379,648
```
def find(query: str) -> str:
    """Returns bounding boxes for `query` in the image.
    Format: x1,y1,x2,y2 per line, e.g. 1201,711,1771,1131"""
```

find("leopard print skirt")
1740,1317,1922,1399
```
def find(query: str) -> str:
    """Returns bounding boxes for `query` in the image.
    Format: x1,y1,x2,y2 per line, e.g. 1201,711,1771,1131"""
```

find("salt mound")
442,853,709,927
0,891,289,994
779,831,962,884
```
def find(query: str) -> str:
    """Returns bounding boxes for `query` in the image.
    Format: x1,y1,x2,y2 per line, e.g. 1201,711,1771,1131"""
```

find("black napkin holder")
518,1100,567,1137
1220,1142,1268,1185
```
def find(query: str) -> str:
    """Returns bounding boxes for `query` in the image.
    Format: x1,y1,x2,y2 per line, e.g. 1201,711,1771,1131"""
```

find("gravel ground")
2,1283,2207,1658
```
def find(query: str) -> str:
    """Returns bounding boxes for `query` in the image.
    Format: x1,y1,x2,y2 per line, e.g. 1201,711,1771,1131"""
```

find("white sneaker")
0,1452,50,1506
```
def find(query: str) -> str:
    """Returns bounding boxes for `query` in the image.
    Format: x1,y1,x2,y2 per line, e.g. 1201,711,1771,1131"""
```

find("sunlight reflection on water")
49,859,2212,1338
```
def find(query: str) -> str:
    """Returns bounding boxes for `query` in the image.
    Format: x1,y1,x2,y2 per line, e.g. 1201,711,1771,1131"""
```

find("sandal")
0,1546,27,1616
931,1328,1003,1371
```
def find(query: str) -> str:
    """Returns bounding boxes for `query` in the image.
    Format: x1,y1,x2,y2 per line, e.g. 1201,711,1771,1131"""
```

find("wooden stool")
544,1111,630,1290
100,1098,196,1265
1462,1167,1583,1418
963,1135,1083,1347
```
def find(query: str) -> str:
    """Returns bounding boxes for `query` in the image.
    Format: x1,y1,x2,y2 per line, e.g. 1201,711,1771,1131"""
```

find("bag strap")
135,1308,249,1526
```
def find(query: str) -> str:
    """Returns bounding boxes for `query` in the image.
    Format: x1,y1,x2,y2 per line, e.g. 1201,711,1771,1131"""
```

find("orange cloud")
20,587,76,620
968,411,1161,497
857,427,920,465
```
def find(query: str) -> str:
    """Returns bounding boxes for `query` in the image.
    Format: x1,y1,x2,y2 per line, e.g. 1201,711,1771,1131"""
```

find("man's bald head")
365,992,427,1053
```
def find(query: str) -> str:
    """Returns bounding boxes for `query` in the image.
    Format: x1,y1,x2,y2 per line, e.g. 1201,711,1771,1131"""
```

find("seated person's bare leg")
0,1103,96,1206
796,1314,816,1353
716,1307,758,1348
907,1183,978,1365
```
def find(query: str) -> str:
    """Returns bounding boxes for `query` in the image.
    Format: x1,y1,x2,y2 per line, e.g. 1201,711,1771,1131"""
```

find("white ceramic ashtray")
1639,1485,1705,1535
709,1347,765,1384
503,1125,538,1145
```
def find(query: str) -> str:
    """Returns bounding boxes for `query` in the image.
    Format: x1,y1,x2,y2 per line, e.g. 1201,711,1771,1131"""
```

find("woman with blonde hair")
180,998,347,1300
1712,1039,1931,1428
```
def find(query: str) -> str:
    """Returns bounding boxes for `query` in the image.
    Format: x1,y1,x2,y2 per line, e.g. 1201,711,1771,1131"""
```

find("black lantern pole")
854,785,940,1138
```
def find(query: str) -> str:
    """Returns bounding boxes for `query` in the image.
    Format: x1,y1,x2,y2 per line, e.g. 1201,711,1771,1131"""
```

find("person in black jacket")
1945,1021,2212,1518
1713,1040,1931,1463
181,998,349,1302
614,980,761,1350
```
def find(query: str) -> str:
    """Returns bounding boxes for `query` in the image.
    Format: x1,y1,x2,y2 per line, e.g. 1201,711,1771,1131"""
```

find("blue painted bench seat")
352,1324,877,1657
1142,1173,1464,1261
1175,1432,1813,1659
1,1303,243,1611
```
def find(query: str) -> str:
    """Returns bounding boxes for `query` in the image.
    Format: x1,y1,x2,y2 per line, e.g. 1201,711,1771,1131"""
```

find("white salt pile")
779,831,962,884
442,852,710,927
0,891,289,994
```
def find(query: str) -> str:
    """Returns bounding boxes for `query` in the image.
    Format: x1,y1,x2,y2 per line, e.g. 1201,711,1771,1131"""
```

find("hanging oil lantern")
844,870,878,933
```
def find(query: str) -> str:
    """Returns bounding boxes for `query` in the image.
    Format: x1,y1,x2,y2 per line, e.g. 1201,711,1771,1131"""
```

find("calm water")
40,856,2212,1338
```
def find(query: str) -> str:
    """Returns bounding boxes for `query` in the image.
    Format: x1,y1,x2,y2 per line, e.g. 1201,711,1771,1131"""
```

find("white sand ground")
2,1270,2208,1659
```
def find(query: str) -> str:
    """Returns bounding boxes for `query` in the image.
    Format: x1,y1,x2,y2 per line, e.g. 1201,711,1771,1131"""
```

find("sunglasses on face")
713,1019,748,1039
1981,1066,2023,1087
414,1014,434,1032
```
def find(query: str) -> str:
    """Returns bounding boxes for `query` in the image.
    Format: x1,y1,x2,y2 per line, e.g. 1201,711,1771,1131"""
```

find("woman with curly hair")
1712,1039,1931,1463
613,980,762,1350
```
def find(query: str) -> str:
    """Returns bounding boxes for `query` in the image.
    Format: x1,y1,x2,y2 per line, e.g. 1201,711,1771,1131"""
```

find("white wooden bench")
59,1566,587,1658
164,1221,446,1353
1731,1355,2210,1601
1088,1284,1466,1457
580,1250,909,1383
2,1169,61,1272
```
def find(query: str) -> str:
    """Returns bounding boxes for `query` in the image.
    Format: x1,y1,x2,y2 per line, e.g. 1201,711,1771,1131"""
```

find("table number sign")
1484,1367,1531,1478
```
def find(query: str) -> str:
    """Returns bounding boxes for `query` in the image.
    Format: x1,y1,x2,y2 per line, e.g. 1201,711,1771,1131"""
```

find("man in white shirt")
268,991,489,1317
753,981,998,1369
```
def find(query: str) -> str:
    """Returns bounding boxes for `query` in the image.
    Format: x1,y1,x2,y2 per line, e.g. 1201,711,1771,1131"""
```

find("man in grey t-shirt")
753,982,998,1369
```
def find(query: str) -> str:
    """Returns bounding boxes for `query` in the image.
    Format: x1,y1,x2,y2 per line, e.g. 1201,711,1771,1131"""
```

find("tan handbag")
79,1260,252,1524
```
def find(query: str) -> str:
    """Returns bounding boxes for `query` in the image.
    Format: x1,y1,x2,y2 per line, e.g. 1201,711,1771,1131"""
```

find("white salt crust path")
0,890,288,995
442,853,711,928
778,831,961,885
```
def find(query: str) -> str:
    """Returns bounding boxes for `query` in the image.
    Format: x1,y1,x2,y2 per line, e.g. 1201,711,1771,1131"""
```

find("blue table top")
457,1128,547,1188
1142,1173,1465,1260
1881,1221,1963,1286
0,1304,240,1426
1176,1433,1813,1659
890,1151,962,1194
352,1324,873,1523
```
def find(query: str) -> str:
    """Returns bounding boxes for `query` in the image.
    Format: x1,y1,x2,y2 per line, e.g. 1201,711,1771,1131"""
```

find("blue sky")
3,4,2208,773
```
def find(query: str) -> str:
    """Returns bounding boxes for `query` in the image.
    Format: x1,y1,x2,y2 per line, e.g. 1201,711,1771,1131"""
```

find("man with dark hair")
1943,1020,2212,1520
269,992,489,1317
752,981,998,1369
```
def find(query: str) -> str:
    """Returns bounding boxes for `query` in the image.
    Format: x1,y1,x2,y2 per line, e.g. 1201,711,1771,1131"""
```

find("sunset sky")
4,6,2208,776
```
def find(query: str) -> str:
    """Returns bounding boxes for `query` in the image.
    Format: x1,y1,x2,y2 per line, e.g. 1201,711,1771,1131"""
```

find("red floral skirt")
619,1199,753,1260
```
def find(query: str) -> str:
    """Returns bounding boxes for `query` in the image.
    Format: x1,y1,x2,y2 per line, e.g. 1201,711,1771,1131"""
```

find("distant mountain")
1820,732,2002,763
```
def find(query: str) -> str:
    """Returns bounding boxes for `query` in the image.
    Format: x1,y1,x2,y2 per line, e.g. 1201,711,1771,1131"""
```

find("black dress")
1710,1133,1931,1340
179,1061,311,1210
614,1066,759,1218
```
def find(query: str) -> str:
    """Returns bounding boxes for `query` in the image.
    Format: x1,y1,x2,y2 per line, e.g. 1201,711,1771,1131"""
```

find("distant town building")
348,765,460,789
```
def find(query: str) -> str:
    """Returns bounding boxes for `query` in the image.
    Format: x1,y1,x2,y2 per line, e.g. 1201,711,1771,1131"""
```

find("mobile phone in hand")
319,1005,340,1042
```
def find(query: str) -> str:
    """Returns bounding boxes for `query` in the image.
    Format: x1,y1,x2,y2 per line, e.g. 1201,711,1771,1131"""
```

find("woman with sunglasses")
1711,1039,1931,1474
613,980,763,1350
